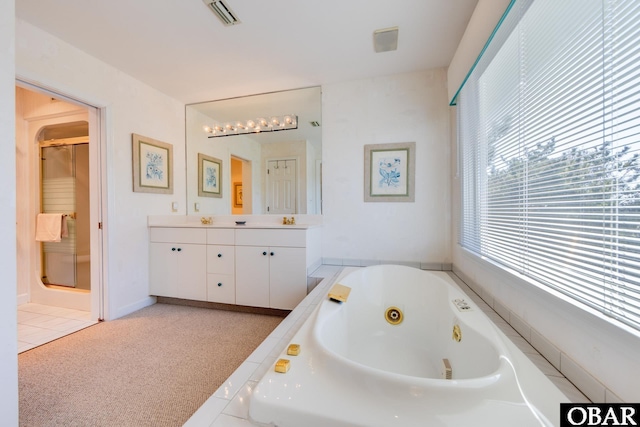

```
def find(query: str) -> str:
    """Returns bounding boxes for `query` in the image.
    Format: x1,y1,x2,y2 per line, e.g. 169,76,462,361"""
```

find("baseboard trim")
156,296,290,317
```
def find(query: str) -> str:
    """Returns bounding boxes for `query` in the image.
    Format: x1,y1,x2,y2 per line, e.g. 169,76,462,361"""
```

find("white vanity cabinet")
206,229,235,304
149,228,207,301
148,223,321,310
235,229,308,310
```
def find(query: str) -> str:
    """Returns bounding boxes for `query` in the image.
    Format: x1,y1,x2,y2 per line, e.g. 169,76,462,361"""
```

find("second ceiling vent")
203,0,241,26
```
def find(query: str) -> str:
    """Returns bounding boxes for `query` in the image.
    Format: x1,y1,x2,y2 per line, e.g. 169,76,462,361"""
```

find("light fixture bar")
205,114,298,138
203,0,241,26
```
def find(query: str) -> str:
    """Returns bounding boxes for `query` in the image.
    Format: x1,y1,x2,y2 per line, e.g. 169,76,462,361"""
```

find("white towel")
36,213,67,242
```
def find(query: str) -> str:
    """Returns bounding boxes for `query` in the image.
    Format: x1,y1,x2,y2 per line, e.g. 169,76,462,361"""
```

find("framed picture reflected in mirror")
198,153,222,198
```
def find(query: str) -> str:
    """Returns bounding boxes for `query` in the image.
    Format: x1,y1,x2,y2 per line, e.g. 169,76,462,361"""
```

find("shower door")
40,141,90,290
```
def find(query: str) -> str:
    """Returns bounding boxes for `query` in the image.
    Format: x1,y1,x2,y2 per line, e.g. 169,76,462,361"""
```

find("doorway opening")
231,155,252,214
15,82,105,344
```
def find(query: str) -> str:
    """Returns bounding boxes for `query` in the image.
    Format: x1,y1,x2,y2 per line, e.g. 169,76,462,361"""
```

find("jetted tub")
249,265,569,426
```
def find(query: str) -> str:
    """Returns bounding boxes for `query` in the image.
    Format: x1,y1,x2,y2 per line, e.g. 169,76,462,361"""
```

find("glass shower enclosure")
39,129,90,290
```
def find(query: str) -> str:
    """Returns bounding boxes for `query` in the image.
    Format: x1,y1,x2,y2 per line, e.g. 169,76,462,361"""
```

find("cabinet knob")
217,282,223,287
270,251,275,256
263,251,267,256
218,253,222,258
177,248,182,252
171,247,176,251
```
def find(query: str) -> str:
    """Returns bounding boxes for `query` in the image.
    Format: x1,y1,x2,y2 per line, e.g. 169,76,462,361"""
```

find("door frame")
16,79,108,321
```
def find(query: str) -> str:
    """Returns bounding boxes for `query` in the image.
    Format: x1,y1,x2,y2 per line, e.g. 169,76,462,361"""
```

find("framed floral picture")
364,142,415,202
132,134,173,194
198,153,222,198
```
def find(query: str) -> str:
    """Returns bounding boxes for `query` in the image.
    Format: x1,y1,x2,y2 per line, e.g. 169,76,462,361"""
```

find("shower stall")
39,135,90,291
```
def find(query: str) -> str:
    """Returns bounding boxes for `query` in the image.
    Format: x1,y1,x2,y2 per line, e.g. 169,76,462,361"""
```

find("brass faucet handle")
275,358,290,373
328,283,351,303
287,344,300,356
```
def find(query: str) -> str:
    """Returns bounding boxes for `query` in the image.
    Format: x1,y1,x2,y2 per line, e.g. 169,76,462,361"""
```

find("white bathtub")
249,265,569,426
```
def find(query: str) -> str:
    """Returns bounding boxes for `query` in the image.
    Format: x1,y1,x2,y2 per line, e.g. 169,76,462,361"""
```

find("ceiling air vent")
203,0,241,26
373,27,399,53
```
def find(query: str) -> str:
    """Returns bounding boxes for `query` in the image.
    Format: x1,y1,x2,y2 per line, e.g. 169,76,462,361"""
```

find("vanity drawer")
235,229,306,247
149,227,206,244
206,228,235,245
207,245,235,275
207,273,235,305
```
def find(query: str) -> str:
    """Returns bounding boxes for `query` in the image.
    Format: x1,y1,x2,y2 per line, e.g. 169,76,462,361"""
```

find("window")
458,0,640,333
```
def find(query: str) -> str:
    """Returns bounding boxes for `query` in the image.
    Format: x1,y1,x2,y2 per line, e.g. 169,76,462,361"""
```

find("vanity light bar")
204,114,298,138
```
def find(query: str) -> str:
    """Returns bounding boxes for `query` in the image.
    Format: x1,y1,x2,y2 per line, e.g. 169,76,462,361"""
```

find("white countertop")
149,223,319,230
147,215,322,230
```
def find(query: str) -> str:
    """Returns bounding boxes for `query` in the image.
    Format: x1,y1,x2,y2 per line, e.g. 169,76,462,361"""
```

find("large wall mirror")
186,87,322,216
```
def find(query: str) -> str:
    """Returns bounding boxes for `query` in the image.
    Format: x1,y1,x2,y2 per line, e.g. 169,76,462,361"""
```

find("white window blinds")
458,0,640,333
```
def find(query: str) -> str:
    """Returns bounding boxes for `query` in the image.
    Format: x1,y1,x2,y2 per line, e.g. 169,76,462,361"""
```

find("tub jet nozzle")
384,306,403,325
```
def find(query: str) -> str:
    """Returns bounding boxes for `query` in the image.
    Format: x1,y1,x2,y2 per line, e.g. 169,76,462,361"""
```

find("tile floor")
18,303,98,353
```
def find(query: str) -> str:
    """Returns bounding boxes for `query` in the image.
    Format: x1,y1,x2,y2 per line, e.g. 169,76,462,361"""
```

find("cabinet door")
177,244,207,301
149,242,179,297
207,245,235,275
235,246,270,308
269,247,307,310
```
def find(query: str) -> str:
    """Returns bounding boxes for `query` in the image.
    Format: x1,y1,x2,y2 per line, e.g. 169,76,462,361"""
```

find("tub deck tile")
548,376,591,403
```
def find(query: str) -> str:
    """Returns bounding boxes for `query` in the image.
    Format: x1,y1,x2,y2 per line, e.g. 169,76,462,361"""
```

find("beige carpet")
19,303,284,427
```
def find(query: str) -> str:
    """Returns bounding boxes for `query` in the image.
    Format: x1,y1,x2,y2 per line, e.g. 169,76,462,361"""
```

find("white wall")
321,69,451,265
448,6,640,402
16,20,186,320
0,1,18,423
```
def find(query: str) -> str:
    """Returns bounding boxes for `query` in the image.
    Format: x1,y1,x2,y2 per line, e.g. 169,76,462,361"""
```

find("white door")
266,159,296,214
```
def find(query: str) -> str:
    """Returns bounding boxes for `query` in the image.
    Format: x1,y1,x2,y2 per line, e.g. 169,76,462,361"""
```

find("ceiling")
15,0,478,105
